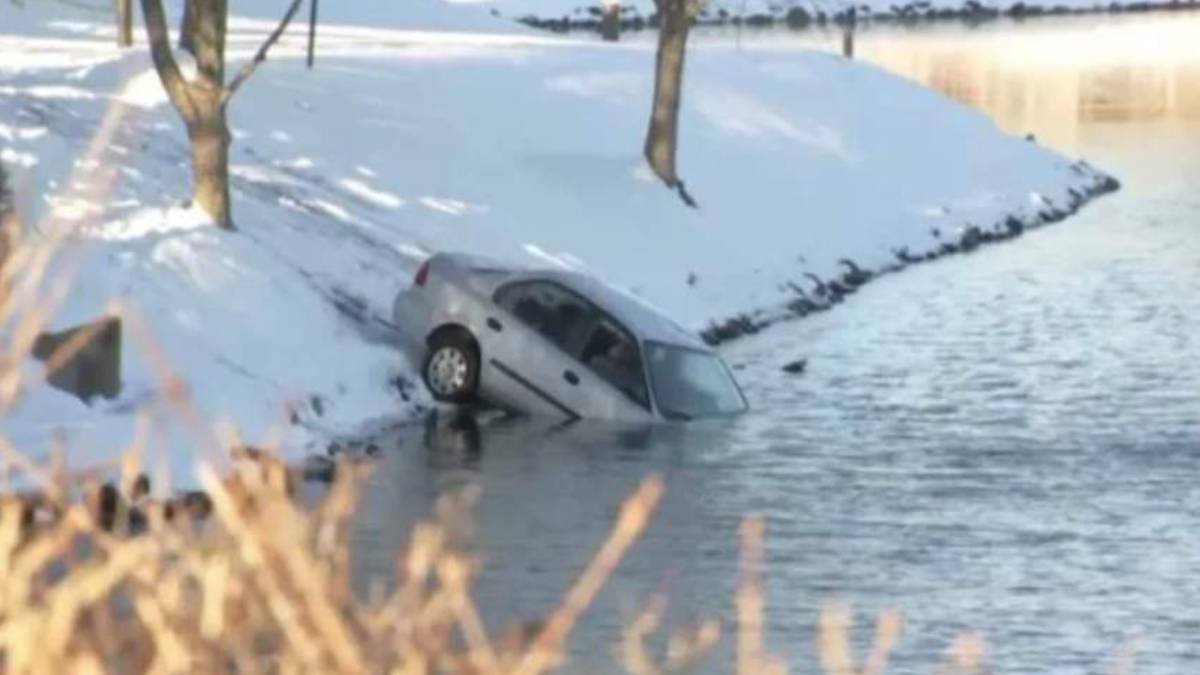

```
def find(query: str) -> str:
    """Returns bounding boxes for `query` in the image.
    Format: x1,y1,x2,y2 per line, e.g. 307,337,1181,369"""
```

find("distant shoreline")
700,164,1120,345
509,0,1200,34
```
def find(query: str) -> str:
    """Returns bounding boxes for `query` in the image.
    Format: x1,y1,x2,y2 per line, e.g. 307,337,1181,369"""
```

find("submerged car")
392,253,748,421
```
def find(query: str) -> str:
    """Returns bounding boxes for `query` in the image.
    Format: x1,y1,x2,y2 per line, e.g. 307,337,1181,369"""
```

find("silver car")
392,253,748,421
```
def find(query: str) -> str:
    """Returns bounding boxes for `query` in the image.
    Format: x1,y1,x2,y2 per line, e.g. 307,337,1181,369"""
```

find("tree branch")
676,180,698,208
139,0,196,120
222,0,304,106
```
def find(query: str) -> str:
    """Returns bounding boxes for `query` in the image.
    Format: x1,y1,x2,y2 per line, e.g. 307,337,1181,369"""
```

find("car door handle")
487,317,503,332
563,370,579,386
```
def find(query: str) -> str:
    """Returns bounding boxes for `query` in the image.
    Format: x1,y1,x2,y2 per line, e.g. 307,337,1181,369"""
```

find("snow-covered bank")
484,0,1200,33
1,0,1114,481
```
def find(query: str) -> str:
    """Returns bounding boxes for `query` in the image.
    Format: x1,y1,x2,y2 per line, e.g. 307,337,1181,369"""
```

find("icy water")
348,14,1200,674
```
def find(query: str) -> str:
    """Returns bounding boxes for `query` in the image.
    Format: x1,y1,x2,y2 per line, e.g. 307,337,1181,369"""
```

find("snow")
0,0,1113,485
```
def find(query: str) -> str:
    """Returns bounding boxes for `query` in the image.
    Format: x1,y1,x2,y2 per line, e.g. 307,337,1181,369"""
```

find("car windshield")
645,342,747,420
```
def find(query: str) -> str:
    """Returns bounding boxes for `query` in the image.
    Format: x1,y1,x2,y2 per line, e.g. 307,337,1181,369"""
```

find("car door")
574,313,655,419
478,280,604,420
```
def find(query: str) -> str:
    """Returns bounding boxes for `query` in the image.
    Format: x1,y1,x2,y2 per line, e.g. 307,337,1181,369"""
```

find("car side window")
580,317,648,409
494,281,592,352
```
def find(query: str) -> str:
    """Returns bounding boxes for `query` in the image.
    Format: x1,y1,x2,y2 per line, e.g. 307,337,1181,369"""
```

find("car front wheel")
423,331,480,403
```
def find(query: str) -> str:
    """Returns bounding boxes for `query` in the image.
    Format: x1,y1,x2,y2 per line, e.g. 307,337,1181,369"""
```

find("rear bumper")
392,287,432,366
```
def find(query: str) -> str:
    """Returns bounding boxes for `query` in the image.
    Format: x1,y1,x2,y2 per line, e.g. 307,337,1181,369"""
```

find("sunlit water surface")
347,13,1200,673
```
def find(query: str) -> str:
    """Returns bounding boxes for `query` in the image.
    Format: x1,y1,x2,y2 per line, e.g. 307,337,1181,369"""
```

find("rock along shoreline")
698,161,1120,345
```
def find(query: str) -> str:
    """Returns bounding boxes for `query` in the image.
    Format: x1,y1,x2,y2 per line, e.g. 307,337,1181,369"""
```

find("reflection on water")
348,13,1200,674
854,16,1200,154
694,12,1200,163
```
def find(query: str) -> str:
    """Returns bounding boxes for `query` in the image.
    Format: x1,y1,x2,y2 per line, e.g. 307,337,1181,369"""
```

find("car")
391,253,748,421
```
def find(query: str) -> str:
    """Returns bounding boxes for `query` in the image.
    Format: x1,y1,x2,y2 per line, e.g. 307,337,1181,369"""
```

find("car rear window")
494,281,591,351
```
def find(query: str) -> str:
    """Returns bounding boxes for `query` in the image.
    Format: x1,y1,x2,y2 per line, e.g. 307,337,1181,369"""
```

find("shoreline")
510,0,1200,34
700,161,1120,344
2,1,1126,481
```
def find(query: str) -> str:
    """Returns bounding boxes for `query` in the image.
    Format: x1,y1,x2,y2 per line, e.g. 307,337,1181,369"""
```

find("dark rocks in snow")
786,296,821,316
83,479,218,534
1039,207,1068,224
88,483,122,531
1005,215,1026,237
800,270,850,304
391,373,416,402
701,314,763,345
174,490,213,520
31,316,122,404
1066,188,1084,208
838,258,872,288
958,225,984,252
826,280,851,302
696,164,1122,347
781,359,808,375
302,454,337,484
130,473,151,501
803,272,829,298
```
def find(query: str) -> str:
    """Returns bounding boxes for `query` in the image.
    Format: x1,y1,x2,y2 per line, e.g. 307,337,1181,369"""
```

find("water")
347,13,1200,673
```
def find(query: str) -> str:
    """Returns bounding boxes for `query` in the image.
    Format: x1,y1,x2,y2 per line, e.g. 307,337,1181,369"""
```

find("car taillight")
414,260,430,287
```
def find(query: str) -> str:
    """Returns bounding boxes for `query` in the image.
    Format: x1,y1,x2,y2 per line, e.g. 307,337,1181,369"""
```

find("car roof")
440,253,710,350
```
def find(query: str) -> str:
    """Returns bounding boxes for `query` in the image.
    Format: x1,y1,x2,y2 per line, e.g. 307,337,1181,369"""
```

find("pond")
347,12,1200,673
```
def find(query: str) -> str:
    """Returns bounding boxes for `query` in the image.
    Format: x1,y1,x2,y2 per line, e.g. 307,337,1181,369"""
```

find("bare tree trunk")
141,0,234,228
140,0,300,230
179,0,196,55
115,0,133,47
644,0,697,207
841,7,856,58
186,1,232,228
187,108,231,229
189,0,226,84
307,0,318,68
601,1,620,41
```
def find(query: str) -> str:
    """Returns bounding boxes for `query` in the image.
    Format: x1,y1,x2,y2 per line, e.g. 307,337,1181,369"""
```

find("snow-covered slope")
1,0,1113,482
